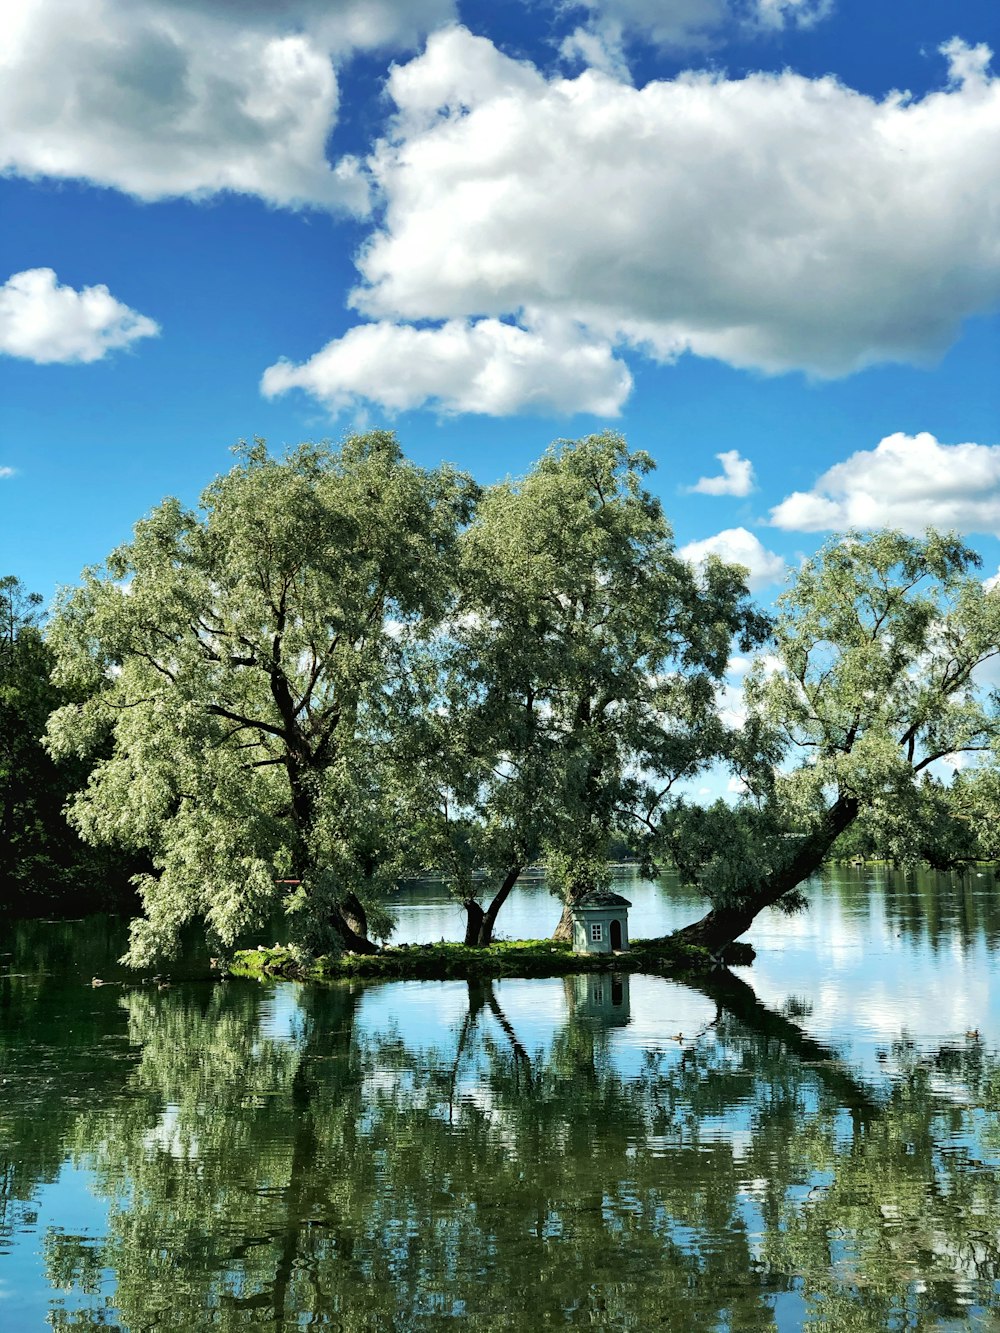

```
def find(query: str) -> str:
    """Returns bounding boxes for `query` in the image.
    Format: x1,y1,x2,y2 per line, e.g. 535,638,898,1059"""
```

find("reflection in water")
0,980,996,1325
566,972,631,1026
1,868,999,1329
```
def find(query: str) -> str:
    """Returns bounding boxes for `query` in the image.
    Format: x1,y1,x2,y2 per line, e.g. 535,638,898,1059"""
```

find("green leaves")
431,432,764,918
45,434,475,964
45,431,1000,962
671,530,1000,940
0,575,123,906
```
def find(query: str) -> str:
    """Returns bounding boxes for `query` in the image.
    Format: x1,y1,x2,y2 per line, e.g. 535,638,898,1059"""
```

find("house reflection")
566,972,631,1027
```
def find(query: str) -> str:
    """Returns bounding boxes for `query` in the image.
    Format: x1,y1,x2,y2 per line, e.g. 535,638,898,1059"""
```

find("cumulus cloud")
770,432,1000,536
0,0,452,210
0,467,15,479
344,28,1000,389
261,316,632,417
680,527,786,590
687,450,755,496
0,268,159,364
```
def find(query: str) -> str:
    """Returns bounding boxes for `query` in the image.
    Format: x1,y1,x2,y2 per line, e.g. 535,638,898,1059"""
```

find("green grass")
230,935,754,983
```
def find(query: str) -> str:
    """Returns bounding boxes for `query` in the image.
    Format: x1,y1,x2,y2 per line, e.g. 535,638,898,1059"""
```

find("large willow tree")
411,432,766,943
45,433,474,964
666,530,1000,952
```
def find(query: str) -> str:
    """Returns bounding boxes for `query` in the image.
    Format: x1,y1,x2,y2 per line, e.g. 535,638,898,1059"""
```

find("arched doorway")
610,918,622,951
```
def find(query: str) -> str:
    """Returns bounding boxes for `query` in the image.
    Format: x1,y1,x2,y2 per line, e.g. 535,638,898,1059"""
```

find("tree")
410,433,766,944
667,530,1000,952
45,434,475,965
1,575,48,886
0,576,116,908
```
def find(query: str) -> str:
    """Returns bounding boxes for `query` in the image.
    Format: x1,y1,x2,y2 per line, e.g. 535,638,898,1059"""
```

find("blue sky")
1,0,998,608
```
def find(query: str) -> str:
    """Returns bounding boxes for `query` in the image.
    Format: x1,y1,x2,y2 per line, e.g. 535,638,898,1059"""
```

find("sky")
2,0,999,615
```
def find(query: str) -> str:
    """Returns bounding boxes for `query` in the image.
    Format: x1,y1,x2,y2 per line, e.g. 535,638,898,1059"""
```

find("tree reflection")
0,969,984,1331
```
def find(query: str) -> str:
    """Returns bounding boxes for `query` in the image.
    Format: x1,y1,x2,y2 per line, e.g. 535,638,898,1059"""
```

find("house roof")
571,891,632,911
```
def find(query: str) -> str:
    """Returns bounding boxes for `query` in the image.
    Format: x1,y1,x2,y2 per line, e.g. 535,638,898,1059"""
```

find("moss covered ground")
231,935,754,983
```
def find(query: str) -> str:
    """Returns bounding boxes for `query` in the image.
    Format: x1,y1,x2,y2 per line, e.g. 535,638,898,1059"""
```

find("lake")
2,866,999,1329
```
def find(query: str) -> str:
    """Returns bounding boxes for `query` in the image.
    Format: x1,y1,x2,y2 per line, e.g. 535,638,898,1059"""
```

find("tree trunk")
342,891,369,941
690,969,876,1123
551,902,574,942
463,866,522,947
283,759,379,953
463,900,486,947
329,902,379,954
673,795,860,953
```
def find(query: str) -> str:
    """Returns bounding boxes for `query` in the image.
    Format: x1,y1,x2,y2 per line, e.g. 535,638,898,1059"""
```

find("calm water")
2,867,1000,1330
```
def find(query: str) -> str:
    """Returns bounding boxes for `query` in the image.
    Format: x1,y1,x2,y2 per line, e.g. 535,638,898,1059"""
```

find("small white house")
570,891,631,955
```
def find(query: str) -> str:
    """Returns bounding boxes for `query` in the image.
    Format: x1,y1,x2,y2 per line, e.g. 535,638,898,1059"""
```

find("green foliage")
830,771,987,870
43,430,1000,964
44,434,475,964
665,530,1000,935
229,934,748,981
409,432,767,936
0,575,124,909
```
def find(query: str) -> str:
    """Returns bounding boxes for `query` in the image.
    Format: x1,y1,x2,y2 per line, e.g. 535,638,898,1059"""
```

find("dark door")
610,918,622,951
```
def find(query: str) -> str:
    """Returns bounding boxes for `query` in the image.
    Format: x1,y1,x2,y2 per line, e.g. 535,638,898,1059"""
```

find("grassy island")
231,936,755,984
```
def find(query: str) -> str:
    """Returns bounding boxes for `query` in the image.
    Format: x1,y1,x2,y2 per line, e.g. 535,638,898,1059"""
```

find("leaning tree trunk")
463,866,523,946
674,795,860,954
329,902,380,953
342,891,369,941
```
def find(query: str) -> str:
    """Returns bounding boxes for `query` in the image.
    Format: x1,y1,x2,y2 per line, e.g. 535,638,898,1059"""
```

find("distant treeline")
0,576,137,915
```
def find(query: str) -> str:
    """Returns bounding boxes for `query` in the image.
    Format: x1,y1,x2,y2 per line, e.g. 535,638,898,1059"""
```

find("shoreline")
231,936,755,983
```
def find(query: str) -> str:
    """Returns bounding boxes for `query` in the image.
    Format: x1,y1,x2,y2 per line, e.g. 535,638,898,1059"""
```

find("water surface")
2,867,999,1329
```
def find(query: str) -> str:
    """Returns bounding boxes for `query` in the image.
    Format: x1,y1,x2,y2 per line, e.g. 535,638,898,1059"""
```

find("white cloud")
680,527,786,590
0,467,15,479
688,449,755,496
261,315,631,417
752,0,832,32
559,1,727,67
0,268,159,364
0,0,452,210
770,432,1000,536
716,679,747,728
558,0,831,64
558,25,632,81
941,36,993,89
157,0,455,54
336,28,1000,400
716,650,782,728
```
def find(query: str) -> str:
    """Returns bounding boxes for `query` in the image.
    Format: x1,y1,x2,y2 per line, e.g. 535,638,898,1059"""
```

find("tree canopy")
38,435,1000,963
380,432,764,943
664,530,1000,950
0,575,121,910
45,433,474,964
